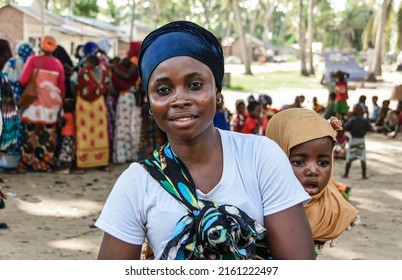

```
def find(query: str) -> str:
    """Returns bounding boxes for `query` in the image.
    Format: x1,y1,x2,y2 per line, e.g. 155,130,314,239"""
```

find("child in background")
369,95,381,123
342,104,374,179
57,98,80,174
241,100,262,135
230,99,246,132
323,92,336,119
332,71,350,120
334,129,349,160
266,108,360,256
258,94,278,133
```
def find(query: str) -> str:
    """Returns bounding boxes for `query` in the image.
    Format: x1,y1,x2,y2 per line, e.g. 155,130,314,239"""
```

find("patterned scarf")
0,73,19,151
140,143,267,260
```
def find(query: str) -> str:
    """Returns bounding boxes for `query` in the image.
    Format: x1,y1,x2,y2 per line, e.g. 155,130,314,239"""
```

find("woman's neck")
168,127,221,166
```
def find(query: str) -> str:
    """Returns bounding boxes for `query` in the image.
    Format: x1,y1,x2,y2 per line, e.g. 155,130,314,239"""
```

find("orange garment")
130,56,140,86
313,103,325,114
61,113,75,137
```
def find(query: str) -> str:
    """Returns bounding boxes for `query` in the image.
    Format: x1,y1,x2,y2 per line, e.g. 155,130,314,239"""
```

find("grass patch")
227,70,321,92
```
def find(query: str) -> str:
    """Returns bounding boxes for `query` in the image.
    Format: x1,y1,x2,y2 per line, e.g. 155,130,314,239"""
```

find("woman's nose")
171,88,192,107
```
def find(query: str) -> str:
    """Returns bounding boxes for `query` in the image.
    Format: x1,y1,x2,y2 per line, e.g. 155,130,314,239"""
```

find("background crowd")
0,36,167,178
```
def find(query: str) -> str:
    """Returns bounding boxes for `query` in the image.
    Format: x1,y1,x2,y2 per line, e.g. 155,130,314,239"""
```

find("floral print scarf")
140,143,267,260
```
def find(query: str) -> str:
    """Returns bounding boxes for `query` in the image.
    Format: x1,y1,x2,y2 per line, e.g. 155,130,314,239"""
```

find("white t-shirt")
95,129,310,259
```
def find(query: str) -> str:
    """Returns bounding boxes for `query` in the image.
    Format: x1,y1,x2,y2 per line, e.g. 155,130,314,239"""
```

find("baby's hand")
329,116,343,131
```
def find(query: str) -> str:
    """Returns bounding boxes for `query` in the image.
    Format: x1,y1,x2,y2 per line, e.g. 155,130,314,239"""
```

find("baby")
266,108,360,256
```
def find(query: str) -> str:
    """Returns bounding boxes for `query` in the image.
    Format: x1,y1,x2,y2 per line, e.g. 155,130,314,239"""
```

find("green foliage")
0,0,11,8
102,0,130,25
398,4,402,50
73,0,99,18
338,3,373,51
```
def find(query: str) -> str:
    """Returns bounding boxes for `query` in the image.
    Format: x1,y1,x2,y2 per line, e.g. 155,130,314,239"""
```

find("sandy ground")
1,62,401,260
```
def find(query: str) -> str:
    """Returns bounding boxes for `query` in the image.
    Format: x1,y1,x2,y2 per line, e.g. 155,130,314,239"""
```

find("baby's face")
289,137,333,196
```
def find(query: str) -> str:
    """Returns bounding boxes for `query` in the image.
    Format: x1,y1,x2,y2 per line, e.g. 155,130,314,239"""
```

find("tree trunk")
371,0,390,77
262,0,274,44
299,0,309,76
307,0,315,75
232,0,252,75
129,0,136,41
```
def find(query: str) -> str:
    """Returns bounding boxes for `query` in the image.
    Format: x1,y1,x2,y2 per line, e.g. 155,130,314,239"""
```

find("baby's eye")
188,82,203,90
292,160,303,167
318,160,330,167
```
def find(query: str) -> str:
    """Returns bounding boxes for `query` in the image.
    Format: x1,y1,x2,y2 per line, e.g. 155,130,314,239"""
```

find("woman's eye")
188,82,202,90
156,87,171,95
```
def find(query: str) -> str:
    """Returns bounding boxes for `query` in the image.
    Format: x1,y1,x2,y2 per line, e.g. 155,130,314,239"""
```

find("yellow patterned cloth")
75,95,109,168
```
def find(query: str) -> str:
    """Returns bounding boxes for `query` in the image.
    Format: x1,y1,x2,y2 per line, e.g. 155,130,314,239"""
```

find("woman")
1,43,34,172
18,36,65,172
75,55,110,171
95,21,315,260
0,39,12,71
111,42,143,163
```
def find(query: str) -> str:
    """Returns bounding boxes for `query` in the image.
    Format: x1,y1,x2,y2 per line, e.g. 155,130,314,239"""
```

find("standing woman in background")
1,43,34,172
75,55,110,171
0,39,13,71
111,42,143,163
18,36,65,173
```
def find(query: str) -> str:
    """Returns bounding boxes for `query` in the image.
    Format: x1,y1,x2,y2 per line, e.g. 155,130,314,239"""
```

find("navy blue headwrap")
138,21,224,95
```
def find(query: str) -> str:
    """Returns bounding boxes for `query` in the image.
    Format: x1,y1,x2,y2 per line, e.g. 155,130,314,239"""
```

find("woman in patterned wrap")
17,36,65,173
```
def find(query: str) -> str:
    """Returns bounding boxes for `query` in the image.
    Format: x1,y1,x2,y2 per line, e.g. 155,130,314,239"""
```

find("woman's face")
289,137,333,196
147,56,218,142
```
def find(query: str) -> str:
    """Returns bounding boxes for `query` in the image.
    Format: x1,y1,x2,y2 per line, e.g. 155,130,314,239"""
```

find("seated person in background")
334,129,349,160
213,94,231,130
280,96,302,111
230,99,246,132
312,96,325,115
374,100,391,131
376,105,398,134
369,95,381,123
241,100,263,135
390,101,402,138
323,92,336,119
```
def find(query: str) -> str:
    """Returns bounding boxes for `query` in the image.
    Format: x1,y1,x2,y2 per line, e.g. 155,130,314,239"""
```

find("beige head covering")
266,108,359,242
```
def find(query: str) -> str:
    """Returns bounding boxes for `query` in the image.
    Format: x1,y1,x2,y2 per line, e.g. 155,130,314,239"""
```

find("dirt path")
1,63,401,260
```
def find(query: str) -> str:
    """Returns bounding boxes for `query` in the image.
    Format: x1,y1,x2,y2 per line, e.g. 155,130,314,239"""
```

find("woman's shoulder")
117,162,152,184
112,162,152,196
219,129,278,151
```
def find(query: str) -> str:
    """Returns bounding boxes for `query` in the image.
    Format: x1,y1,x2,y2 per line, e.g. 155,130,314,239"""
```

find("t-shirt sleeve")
255,138,310,216
95,163,147,245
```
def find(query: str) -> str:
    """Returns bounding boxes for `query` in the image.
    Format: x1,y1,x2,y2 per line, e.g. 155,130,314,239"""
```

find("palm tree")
224,0,253,75
307,0,315,75
299,0,309,76
371,0,391,76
